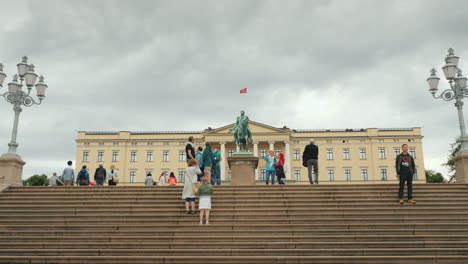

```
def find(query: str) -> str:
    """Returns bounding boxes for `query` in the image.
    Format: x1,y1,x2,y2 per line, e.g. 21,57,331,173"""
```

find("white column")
269,141,275,151
236,145,240,152
285,141,291,179
220,142,226,181
253,141,259,179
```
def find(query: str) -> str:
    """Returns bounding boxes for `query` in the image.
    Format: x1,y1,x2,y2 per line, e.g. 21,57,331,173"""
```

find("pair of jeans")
95,179,104,186
211,166,221,185
398,172,413,200
307,159,319,184
266,170,275,184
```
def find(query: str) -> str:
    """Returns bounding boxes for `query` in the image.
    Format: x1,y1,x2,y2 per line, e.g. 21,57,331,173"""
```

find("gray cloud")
0,0,467,178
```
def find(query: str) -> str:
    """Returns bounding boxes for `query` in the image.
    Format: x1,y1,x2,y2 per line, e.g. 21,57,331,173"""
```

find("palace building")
75,121,425,184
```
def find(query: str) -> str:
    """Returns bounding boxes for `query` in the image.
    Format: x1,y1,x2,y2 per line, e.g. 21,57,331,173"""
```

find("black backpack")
78,171,87,183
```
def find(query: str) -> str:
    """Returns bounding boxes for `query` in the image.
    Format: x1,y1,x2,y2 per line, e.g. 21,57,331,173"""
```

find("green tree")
425,170,446,183
22,174,49,186
443,137,461,183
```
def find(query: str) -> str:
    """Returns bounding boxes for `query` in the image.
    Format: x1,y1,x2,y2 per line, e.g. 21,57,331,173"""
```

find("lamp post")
427,48,468,183
0,56,48,157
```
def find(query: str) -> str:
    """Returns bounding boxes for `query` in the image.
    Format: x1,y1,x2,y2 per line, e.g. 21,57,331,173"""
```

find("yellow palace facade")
75,121,425,184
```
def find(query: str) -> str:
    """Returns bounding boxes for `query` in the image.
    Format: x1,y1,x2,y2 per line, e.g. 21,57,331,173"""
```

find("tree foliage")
22,174,48,186
425,170,446,183
442,137,461,183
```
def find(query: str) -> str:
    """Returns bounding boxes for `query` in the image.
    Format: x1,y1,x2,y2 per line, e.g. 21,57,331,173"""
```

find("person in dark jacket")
302,139,319,184
94,164,107,186
202,142,213,184
396,144,416,204
76,166,90,186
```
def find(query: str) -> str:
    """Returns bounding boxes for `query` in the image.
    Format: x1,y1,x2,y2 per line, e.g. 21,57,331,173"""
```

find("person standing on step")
107,165,119,186
48,172,64,186
144,172,154,186
76,166,90,186
61,161,75,186
211,146,222,185
275,152,286,185
302,139,319,184
264,150,277,185
198,176,213,225
94,164,107,186
396,144,416,204
202,142,213,184
185,136,196,163
182,159,201,214
195,146,204,182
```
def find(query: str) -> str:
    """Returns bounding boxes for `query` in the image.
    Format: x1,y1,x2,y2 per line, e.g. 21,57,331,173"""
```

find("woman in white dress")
182,159,201,214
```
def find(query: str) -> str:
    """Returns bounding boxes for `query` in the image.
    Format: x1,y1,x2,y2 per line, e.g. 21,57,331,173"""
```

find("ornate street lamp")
0,56,48,157
427,48,468,152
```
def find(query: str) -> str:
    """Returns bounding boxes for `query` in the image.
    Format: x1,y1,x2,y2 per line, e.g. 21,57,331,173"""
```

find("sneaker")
185,211,190,214
399,199,404,204
205,222,210,225
407,200,416,204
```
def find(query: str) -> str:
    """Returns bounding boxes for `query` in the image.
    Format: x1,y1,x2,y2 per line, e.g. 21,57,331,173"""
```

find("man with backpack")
76,165,90,186
211,147,222,185
195,147,204,182
94,164,107,186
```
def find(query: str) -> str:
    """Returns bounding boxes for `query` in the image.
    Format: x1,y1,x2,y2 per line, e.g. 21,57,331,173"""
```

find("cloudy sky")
1,0,467,179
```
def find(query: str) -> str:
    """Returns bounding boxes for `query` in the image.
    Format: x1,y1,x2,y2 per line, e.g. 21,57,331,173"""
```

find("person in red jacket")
168,172,178,186
275,153,286,185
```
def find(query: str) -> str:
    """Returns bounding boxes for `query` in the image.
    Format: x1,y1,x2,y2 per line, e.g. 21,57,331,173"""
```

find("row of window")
323,148,416,161
291,168,418,181
83,150,187,163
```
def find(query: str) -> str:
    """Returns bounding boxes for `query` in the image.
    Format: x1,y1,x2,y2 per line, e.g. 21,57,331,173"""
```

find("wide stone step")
0,255,467,264
1,217,463,225
3,223,467,231
2,234,468,242
2,248,468,256
1,202,467,210
2,241,468,249
1,229,466,236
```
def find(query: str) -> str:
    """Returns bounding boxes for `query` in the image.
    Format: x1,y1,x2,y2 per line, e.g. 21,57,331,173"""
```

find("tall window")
380,168,388,181
343,149,350,160
260,169,266,180
393,148,400,158
130,151,137,162
228,169,232,181
361,169,368,181
82,151,89,162
179,151,186,161
378,148,386,159
359,149,367,160
409,148,416,159
413,168,418,180
294,169,301,181
178,171,185,183
147,151,154,162
229,149,234,157
129,171,136,183
112,152,119,162
344,169,351,181
162,151,169,162
327,169,335,182
293,150,300,160
97,151,104,162
276,149,282,155
326,149,333,160
260,149,266,158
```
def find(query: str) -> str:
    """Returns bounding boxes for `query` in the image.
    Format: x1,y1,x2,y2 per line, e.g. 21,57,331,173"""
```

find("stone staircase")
0,184,467,263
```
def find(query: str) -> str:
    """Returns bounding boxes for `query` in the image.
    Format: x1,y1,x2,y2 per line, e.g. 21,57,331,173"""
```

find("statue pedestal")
454,152,468,184
0,154,26,186
227,153,259,185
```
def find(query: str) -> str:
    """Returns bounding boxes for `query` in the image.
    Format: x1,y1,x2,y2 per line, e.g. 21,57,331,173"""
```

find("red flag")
240,88,247,94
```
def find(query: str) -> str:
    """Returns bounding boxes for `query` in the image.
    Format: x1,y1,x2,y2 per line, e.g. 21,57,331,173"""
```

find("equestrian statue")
229,110,252,152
